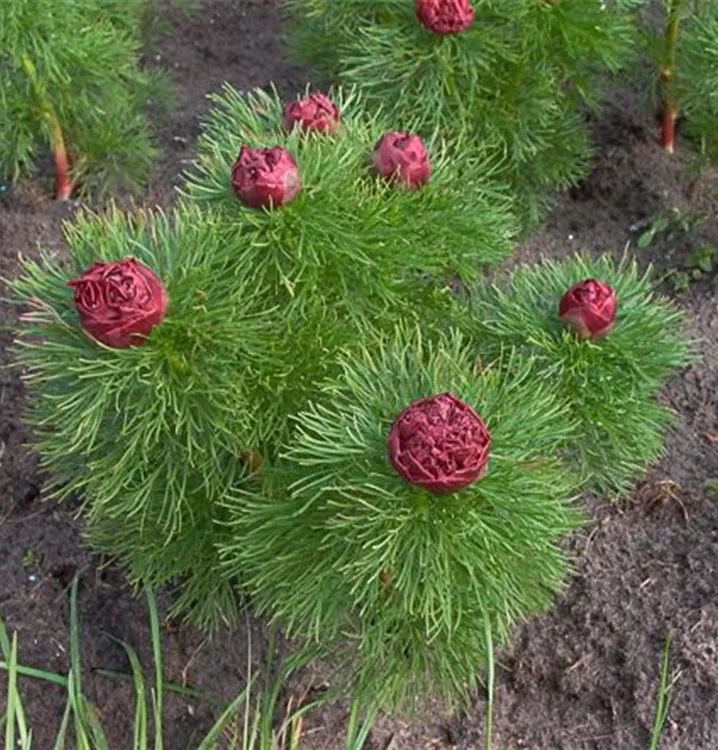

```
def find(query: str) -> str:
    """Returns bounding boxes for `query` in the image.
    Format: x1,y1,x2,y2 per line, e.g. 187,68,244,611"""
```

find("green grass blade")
345,699,378,750
51,698,72,750
242,614,254,750
0,663,68,688
69,573,110,750
4,634,18,750
195,684,252,750
94,668,220,707
68,574,88,749
80,698,110,750
5,632,33,750
484,614,495,750
0,620,11,662
146,587,164,750
106,636,147,750
648,630,678,750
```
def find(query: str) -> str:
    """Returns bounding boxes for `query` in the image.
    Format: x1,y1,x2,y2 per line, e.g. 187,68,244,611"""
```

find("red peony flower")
231,145,302,209
415,0,475,35
68,258,168,349
388,393,491,494
372,131,432,190
559,278,617,340
283,93,341,135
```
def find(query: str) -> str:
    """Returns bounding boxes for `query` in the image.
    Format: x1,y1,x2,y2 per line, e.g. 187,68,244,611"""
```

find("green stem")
414,491,430,518
483,614,495,750
661,0,686,154
20,53,76,199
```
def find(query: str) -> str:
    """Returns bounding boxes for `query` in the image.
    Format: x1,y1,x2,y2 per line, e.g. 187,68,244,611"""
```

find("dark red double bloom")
231,145,302,209
388,393,491,495
372,131,432,190
415,0,475,35
559,278,617,340
68,258,168,349
283,93,341,135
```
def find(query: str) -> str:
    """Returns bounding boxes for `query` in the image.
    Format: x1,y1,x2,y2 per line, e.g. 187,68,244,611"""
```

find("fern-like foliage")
457,254,692,495
220,324,583,711
677,4,718,159
284,0,642,226
182,84,518,416
9,205,286,628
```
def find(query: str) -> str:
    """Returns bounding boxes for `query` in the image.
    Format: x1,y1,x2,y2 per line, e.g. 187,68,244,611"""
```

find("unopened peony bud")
68,258,168,348
231,145,302,209
283,93,341,135
372,131,432,190
559,278,617,340
388,393,491,494
416,0,475,35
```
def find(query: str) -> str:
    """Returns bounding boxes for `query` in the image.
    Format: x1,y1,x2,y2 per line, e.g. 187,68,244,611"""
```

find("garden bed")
1,1,717,748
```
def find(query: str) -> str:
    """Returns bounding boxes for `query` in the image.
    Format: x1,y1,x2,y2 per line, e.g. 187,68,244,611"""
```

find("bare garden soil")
1,1,718,748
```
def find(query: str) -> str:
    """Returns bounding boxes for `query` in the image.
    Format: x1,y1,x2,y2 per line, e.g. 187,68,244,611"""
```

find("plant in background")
457,254,691,495
9,204,287,628
284,0,643,227
220,324,583,711
655,0,718,159
0,0,164,198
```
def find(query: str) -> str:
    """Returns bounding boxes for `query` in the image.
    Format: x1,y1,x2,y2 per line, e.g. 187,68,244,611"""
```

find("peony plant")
0,0,163,198
220,324,583,711
284,0,644,226
9,204,285,627
182,84,518,412
9,83,519,627
457,254,691,494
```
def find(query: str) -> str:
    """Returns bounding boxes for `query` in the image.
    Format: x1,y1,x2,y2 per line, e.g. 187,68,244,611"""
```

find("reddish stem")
661,0,684,155
52,120,75,200
20,52,77,200
661,100,677,154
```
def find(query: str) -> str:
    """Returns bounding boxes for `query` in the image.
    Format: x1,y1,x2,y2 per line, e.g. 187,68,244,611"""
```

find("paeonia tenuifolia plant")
182,84,518,404
283,0,644,226
220,324,583,710
0,0,161,198
9,84,518,630
457,254,691,494
9,204,288,627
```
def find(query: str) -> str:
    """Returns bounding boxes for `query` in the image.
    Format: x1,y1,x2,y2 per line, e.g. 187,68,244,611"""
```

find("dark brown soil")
2,2,718,749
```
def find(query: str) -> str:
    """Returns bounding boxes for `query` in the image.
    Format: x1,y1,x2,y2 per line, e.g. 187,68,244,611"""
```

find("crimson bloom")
559,278,618,340
231,145,302,209
283,93,341,135
372,131,432,190
68,258,168,348
388,393,491,494
415,0,475,35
